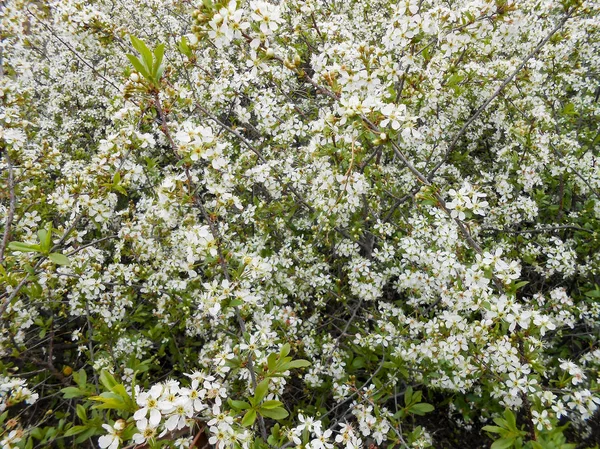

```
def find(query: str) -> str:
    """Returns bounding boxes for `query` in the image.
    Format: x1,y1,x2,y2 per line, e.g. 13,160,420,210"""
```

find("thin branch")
154,93,269,442
427,11,573,180
0,150,16,264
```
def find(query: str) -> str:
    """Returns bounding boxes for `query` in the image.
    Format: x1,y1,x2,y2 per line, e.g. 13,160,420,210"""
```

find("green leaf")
352,357,365,369
410,403,434,415
64,425,88,437
229,298,244,307
584,290,600,298
404,386,413,407
37,229,50,252
29,428,43,440
75,427,98,444
259,407,289,420
503,409,517,431
260,400,283,409
491,438,515,449
61,387,85,399
562,102,576,116
126,54,151,81
113,185,128,196
130,35,153,72
110,383,135,410
282,359,311,370
493,417,508,428
179,36,192,57
412,390,423,403
49,253,71,266
76,369,87,389
513,281,529,291
228,399,251,410
152,43,165,79
90,393,129,411
76,404,87,422
254,379,269,403
99,370,118,391
447,73,465,87
242,409,257,427
8,242,43,253
482,425,505,434
267,353,277,373
279,343,290,358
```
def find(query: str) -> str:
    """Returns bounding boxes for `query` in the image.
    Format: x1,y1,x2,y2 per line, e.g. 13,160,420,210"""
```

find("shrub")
1,0,600,448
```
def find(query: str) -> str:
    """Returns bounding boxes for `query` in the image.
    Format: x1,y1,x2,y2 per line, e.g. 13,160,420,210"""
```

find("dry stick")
426,11,573,181
0,150,16,264
153,94,269,442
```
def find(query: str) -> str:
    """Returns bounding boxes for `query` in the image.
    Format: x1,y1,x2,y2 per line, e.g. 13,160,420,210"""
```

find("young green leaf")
49,253,71,266
64,425,89,437
282,359,311,370
130,35,153,72
8,242,43,253
279,343,290,358
76,404,87,422
410,403,434,415
260,400,283,409
126,54,151,81
152,43,165,79
491,437,515,449
404,386,413,406
254,378,270,403
259,407,289,420
60,387,85,399
179,36,192,57
482,426,505,434
503,409,517,431
242,409,257,427
228,399,251,410
99,370,118,391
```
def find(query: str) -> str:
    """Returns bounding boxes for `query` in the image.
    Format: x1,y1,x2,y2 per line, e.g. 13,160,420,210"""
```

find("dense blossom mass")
1,0,600,448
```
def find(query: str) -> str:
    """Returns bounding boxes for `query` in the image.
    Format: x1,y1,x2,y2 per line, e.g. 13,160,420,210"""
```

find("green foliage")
127,35,165,87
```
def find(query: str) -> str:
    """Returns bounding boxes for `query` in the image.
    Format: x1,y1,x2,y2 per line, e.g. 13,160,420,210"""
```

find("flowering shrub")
1,0,600,448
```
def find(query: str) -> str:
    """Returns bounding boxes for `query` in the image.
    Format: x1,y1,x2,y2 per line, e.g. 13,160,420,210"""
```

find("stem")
0,150,16,264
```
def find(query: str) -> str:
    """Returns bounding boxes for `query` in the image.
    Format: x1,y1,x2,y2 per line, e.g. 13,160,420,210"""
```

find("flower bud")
187,33,198,46
129,72,140,82
114,419,126,431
